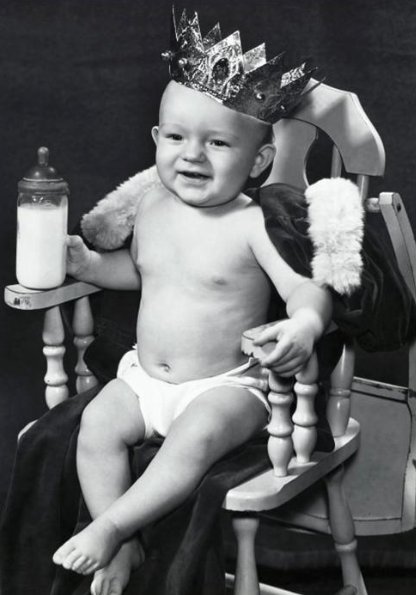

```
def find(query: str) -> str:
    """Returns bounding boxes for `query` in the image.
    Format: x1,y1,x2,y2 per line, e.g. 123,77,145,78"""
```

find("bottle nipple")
37,146,49,167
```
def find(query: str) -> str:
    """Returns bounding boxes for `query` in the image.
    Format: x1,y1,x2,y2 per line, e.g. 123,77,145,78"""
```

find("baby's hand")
66,235,92,279
253,318,315,377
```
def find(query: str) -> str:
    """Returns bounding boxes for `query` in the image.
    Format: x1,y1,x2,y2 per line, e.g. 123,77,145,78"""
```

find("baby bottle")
16,147,69,289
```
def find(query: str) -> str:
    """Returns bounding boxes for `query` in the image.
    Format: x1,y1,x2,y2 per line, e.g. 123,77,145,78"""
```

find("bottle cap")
18,147,69,194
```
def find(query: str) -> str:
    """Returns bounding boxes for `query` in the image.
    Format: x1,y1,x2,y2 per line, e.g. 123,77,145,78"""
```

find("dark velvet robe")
1,184,414,595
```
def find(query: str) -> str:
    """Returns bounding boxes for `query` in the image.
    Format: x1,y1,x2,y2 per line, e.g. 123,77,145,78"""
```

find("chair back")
264,80,416,535
266,79,385,189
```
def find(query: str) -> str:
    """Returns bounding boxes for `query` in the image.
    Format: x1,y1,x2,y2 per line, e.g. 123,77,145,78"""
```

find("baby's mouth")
179,171,209,181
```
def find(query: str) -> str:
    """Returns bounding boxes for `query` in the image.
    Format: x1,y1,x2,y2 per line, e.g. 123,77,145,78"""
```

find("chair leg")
325,465,367,595
232,514,260,595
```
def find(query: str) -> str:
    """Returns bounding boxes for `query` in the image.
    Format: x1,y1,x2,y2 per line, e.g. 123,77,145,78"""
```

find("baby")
53,16,332,595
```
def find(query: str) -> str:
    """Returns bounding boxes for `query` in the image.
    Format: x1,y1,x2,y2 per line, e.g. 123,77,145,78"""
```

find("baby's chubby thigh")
78,378,147,453
162,385,269,470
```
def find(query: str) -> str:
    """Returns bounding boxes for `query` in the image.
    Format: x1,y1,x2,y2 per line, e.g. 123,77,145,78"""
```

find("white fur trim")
82,169,364,296
305,178,364,295
81,165,163,250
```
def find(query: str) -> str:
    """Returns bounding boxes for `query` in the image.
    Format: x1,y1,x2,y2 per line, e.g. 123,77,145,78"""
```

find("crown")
161,8,319,124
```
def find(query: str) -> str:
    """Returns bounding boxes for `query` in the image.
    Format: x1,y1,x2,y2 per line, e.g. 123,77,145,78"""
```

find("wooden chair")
222,83,415,595
5,81,415,595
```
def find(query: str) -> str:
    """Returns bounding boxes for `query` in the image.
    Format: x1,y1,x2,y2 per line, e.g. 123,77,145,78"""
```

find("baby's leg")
55,385,267,574
53,379,146,589
76,379,146,517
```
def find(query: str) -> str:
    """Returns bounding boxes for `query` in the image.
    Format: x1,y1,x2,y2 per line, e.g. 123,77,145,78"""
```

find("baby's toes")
53,540,76,565
75,556,99,575
90,575,100,595
70,554,92,573
82,558,100,575
108,577,124,595
91,571,108,595
64,550,87,572
60,547,84,570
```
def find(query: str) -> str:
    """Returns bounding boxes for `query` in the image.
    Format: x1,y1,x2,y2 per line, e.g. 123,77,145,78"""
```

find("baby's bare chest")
134,205,259,287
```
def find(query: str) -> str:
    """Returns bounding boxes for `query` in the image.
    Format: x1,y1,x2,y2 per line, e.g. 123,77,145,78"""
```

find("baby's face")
152,81,274,208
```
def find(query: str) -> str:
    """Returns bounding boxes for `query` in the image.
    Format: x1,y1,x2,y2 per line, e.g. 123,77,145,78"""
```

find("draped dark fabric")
0,373,337,595
2,181,414,594
0,387,270,595
249,183,416,352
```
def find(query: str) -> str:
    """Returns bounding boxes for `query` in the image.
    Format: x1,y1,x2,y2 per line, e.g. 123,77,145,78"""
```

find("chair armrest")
4,277,101,310
4,277,102,406
242,321,319,475
241,319,351,476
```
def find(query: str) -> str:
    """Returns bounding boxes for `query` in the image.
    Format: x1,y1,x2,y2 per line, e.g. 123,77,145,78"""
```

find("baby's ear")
250,143,276,178
151,126,159,145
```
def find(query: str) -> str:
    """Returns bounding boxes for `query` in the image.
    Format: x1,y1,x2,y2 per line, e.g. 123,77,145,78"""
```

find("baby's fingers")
66,234,84,248
253,321,286,346
270,342,312,368
260,337,291,367
269,357,306,378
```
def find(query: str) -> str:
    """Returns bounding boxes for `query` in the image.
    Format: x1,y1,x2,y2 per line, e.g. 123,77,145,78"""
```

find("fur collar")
81,167,363,295
81,166,163,251
305,177,363,295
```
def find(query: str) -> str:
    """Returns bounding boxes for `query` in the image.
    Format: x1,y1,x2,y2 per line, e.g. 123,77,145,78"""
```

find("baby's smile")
178,170,210,184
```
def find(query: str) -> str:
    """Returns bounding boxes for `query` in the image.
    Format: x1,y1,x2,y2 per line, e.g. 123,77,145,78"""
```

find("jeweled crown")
161,8,318,124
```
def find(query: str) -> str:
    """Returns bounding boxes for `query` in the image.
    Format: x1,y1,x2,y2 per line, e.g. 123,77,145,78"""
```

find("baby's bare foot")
53,516,122,574
90,539,144,595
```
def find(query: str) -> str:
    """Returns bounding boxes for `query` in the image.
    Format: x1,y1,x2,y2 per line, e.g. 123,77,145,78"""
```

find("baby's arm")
254,281,331,376
248,208,332,376
67,235,141,290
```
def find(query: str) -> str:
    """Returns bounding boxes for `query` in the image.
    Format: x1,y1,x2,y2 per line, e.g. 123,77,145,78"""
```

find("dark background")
0,0,415,568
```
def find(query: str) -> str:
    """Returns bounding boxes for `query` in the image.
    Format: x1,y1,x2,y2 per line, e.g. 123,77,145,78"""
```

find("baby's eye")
167,133,183,141
210,139,229,147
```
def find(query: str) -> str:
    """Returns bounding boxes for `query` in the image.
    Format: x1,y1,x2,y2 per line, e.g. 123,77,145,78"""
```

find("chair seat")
224,419,360,512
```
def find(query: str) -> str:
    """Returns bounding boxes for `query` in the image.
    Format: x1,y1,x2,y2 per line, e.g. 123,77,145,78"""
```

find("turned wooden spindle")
325,466,368,595
73,296,98,393
266,371,294,477
327,340,355,437
232,515,260,595
292,353,319,464
42,305,69,408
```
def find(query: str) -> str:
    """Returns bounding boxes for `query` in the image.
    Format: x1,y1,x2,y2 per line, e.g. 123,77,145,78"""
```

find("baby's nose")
182,139,205,162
